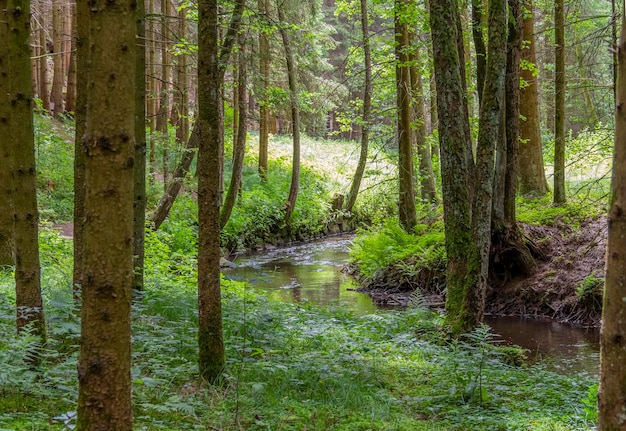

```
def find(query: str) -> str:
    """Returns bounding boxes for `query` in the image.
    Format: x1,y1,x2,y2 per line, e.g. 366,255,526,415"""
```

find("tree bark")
0,7,14,267
430,0,473,334
345,0,371,213
277,5,301,225
220,37,248,228
64,2,77,114
518,0,548,196
8,0,47,359
599,10,626,429
258,0,270,181
395,0,417,232
134,0,147,291
51,0,65,116
37,0,51,111
76,0,136,428
471,0,486,107
197,0,245,383
553,0,566,204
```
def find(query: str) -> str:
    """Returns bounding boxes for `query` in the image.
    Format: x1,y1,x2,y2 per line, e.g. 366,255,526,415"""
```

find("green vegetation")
0,227,596,430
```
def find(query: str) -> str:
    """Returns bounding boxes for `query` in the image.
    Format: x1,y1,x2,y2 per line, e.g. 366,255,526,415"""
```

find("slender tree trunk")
395,0,417,232
277,6,301,224
134,0,147,291
197,0,245,383
64,2,77,114
158,0,172,187
76,0,135,428
409,39,437,203
174,5,189,145
147,0,157,179
471,0,486,107
0,11,14,266
8,0,47,360
51,0,64,116
220,37,248,228
553,0,566,204
518,0,548,196
258,0,270,181
599,11,626,429
37,0,51,111
345,0,371,212
73,0,88,301
150,127,198,230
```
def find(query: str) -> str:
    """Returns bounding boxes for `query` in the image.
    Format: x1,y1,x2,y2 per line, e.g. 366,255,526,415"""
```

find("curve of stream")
225,235,599,376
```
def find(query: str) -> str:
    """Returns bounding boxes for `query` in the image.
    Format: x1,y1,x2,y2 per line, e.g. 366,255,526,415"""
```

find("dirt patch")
355,217,607,327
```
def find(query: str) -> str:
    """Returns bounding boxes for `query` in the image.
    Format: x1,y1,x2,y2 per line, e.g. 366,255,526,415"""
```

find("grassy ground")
0,227,597,430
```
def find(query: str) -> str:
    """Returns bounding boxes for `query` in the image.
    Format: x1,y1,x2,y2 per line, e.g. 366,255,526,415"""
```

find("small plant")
576,273,604,311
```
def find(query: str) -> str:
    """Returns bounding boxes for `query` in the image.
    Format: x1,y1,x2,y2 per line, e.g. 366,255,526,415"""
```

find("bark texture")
76,0,136,429
518,0,548,196
598,11,626,429
258,0,270,181
345,0,371,213
8,0,47,352
553,0,566,204
395,0,417,232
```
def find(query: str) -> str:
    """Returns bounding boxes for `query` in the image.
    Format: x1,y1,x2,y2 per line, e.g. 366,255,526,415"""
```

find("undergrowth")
0,229,597,430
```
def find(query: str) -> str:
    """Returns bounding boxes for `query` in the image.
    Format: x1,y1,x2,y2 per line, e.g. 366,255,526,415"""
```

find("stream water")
225,235,599,376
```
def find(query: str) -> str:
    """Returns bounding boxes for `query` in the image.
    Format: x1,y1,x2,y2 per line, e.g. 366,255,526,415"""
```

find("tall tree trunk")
51,0,64,116
64,2,77,114
345,0,371,213
197,0,245,383
158,0,172,187
409,38,437,203
147,0,157,179
8,0,47,361
220,37,248,228
395,0,417,232
277,6,301,225
431,0,473,334
471,0,486,107
73,0,88,301
258,0,270,181
134,0,147,291
599,10,626,429
37,0,51,111
174,5,189,145
0,11,14,266
553,0,566,204
76,0,135,428
518,0,548,196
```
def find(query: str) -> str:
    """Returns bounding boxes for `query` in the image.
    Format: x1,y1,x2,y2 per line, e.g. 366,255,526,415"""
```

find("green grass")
0,229,596,430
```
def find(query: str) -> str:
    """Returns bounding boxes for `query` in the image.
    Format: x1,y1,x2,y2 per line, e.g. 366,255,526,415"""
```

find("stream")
225,235,600,376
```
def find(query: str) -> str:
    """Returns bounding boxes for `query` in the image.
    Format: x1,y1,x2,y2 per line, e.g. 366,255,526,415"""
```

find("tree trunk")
37,0,51,111
174,6,189,145
197,0,245,383
430,0,473,334
553,0,566,204
51,0,64,116
258,0,270,181
8,0,47,361
277,6,301,225
134,0,147,291
395,0,417,232
344,0,371,213
150,126,198,230
158,0,172,187
0,11,14,266
64,2,77,114
471,0,486,107
518,0,548,196
220,37,248,228
76,0,135,428
409,38,437,203
73,0,88,301
598,10,626,429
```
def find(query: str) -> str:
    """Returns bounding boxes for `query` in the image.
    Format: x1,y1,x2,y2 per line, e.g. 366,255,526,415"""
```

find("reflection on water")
224,235,378,314
224,235,600,376
486,316,599,376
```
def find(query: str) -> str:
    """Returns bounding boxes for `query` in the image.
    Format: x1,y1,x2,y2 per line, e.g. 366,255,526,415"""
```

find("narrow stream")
225,235,599,376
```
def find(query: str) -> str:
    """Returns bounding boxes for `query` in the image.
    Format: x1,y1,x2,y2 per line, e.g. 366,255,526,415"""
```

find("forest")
1,0,625,429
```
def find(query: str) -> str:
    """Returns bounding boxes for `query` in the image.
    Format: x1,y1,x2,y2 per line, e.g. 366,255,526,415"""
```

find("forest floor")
359,216,607,327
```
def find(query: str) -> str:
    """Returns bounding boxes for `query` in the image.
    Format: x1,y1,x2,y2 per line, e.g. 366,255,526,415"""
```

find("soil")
356,216,607,328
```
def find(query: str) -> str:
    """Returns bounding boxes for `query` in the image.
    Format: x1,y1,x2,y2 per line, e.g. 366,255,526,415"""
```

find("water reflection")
486,316,600,376
224,236,378,314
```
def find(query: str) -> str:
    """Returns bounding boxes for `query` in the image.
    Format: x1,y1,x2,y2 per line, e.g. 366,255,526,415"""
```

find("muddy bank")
354,217,607,327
